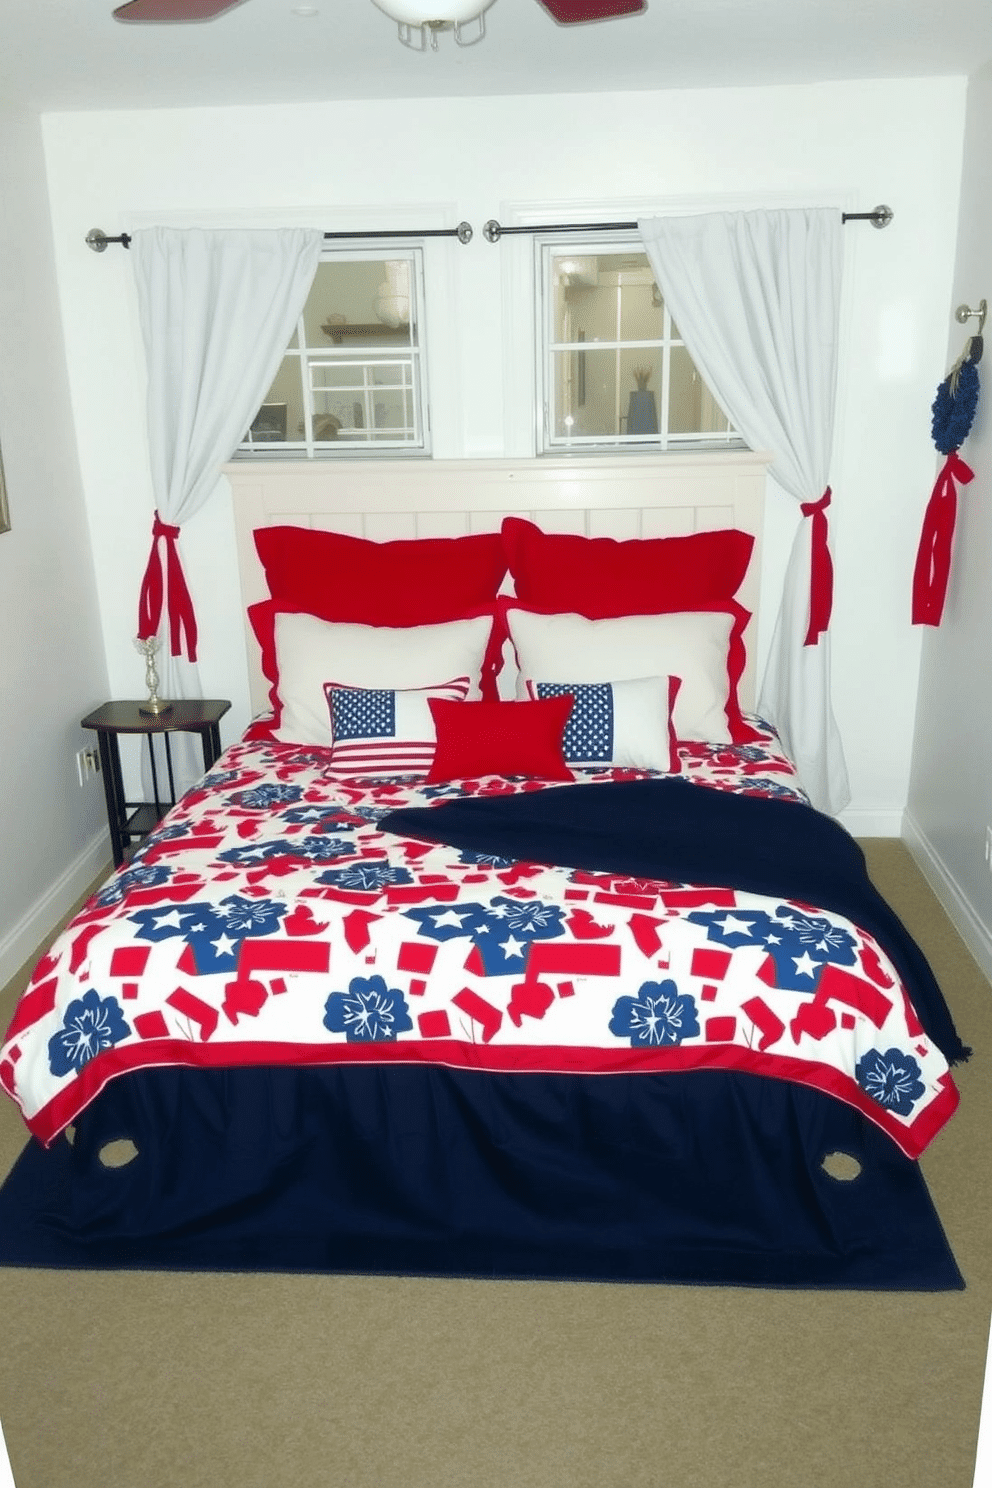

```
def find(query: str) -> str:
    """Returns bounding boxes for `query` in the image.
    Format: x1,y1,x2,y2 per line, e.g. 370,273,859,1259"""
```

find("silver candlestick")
135,635,172,715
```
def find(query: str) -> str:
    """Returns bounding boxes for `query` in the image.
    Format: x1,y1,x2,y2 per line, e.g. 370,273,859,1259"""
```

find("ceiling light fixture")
371,0,496,49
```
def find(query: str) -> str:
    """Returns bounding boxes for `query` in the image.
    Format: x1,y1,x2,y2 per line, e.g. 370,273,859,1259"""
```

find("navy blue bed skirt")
0,1062,963,1289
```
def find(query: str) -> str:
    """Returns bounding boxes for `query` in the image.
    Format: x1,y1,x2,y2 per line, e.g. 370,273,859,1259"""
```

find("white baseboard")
902,809,992,986
838,807,903,838
0,828,112,990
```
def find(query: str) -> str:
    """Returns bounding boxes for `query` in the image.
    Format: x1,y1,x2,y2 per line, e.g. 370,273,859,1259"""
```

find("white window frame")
236,244,431,459
536,232,744,457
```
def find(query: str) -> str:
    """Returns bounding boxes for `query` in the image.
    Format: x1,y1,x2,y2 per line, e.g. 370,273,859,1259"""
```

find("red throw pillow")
255,527,508,626
501,517,754,616
426,696,575,783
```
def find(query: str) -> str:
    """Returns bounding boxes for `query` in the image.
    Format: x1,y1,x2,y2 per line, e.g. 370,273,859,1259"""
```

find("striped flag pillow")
323,676,472,778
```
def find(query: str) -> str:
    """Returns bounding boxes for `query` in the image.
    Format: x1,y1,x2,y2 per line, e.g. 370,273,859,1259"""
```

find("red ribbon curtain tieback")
136,512,199,662
911,450,974,627
801,487,834,647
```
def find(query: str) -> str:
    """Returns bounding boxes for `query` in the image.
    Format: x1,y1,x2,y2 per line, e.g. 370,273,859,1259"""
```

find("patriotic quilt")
0,719,959,1157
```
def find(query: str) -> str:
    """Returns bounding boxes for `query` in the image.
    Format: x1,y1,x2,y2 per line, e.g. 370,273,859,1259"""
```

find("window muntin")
239,250,429,457
539,241,740,454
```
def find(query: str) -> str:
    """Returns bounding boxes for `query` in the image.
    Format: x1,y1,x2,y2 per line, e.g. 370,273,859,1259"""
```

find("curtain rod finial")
85,228,132,251
841,204,894,228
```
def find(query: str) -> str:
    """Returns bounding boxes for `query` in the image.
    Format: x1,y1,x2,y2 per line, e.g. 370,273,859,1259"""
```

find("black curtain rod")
85,207,893,254
85,222,474,252
482,205,894,241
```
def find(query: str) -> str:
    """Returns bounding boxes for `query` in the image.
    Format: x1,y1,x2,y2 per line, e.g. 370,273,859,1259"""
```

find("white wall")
0,109,111,986
40,77,966,830
906,62,992,978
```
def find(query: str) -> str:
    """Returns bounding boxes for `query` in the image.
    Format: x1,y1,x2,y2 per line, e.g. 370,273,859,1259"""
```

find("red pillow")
255,527,508,625
426,696,575,783
501,517,753,616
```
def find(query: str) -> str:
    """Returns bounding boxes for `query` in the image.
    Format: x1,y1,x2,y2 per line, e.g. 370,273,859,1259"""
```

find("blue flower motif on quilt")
141,821,187,844
203,769,239,790
486,896,567,938
93,861,173,908
735,745,770,764
687,907,857,992
227,783,304,810
402,895,567,976
216,896,289,937
856,1048,926,1117
48,989,131,1077
315,862,414,893
323,976,413,1042
609,980,700,1047
217,835,356,869
457,849,516,868
128,894,288,974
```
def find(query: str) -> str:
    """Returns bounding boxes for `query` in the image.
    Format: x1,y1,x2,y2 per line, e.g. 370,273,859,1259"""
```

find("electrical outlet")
75,748,100,787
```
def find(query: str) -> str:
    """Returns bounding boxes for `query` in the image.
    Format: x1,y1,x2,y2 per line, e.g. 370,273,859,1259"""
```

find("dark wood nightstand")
82,699,231,867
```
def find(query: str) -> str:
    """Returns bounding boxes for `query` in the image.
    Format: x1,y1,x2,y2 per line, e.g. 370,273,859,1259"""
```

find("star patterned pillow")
526,675,679,773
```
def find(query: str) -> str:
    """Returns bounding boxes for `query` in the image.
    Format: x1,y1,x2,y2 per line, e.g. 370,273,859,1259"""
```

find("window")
538,240,741,455
239,248,429,457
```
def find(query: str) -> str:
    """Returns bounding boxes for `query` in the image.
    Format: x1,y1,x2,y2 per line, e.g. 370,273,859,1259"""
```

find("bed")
0,456,968,1289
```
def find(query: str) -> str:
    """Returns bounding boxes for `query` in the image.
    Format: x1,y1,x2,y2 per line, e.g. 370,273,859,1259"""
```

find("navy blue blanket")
380,777,968,1065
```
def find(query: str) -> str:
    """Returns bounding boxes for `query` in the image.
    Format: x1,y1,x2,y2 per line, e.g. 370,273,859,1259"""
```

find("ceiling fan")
112,0,646,30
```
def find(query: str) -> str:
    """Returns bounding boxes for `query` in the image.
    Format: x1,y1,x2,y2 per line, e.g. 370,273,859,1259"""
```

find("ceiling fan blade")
112,0,247,21
537,0,646,20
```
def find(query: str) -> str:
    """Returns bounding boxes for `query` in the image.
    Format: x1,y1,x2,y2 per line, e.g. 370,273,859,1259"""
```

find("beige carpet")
0,842,988,1488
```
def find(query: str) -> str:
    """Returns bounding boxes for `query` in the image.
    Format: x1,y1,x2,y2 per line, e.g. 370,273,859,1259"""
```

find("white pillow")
506,607,734,744
273,612,493,745
526,677,677,772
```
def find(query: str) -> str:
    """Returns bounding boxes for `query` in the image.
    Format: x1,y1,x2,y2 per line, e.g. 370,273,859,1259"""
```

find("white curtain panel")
639,209,850,815
131,226,323,790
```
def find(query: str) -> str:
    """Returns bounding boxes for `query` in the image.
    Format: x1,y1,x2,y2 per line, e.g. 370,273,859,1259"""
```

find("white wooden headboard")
225,453,769,719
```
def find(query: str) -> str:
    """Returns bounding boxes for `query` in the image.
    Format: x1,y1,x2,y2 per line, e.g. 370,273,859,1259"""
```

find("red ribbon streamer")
136,512,199,661
800,487,834,646
911,450,974,627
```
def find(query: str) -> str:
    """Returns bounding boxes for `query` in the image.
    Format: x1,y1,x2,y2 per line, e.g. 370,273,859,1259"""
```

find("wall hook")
955,299,987,335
